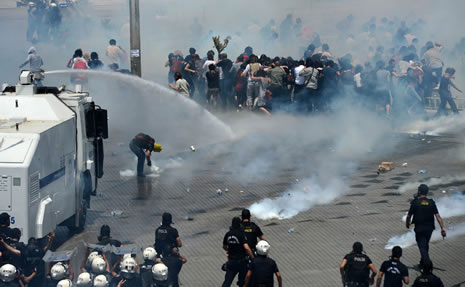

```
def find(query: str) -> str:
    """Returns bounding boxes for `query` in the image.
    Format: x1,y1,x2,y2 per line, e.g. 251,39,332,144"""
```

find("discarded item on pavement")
402,162,408,167
416,169,427,174
111,210,124,216
190,145,196,152
378,162,394,172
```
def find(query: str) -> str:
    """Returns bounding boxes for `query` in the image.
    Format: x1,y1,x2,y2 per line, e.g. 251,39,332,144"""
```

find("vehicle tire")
67,202,87,234
82,170,93,206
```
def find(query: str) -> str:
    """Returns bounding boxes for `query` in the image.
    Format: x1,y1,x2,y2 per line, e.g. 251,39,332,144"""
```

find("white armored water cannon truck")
0,71,108,240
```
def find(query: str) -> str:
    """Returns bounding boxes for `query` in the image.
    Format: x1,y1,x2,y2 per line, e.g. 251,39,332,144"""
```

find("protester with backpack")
340,242,377,287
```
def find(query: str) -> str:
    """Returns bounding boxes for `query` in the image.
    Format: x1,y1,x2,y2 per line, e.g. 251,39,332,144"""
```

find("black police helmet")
241,209,251,220
162,212,172,225
418,184,429,195
421,259,433,274
100,225,111,237
353,242,363,253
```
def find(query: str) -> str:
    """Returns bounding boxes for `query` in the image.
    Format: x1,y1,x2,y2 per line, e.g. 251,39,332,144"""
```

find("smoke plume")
385,222,465,249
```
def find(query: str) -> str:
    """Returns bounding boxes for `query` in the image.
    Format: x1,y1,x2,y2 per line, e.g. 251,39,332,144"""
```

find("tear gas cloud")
397,174,465,194
45,69,397,221
250,176,349,220
244,105,394,220
401,114,465,136
385,222,465,249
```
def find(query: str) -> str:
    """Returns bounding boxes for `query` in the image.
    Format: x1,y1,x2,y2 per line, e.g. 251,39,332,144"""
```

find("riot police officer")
154,213,182,257
412,260,444,287
222,217,254,287
406,184,446,267
340,242,377,287
151,264,168,287
244,240,282,287
0,264,21,287
240,209,265,253
140,248,157,287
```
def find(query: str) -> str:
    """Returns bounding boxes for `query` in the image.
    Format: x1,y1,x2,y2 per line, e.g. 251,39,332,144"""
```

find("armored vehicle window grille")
30,173,40,204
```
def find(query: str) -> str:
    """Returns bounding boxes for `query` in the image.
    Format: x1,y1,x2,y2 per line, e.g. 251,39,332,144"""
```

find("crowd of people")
11,11,463,287
165,17,464,120
0,183,448,287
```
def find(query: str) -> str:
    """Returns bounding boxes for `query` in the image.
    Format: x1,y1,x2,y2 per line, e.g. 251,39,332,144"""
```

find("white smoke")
385,222,465,249
120,165,161,178
248,104,392,220
250,176,349,220
159,157,184,169
397,174,465,194
402,192,465,222
401,114,465,136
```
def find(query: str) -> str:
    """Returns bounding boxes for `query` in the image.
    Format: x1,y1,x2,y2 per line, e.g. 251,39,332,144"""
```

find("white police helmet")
76,272,92,287
93,275,109,287
143,247,157,261
57,279,73,287
120,257,137,279
51,262,68,281
0,264,16,282
87,251,102,266
152,263,168,281
256,240,271,256
91,257,107,274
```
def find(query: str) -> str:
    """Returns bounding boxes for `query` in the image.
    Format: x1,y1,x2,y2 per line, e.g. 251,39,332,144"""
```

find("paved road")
54,126,465,286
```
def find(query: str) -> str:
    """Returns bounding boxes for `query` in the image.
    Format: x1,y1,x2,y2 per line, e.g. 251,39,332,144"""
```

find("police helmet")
93,275,109,287
143,247,157,261
256,240,271,256
120,257,137,279
152,264,168,281
91,257,107,274
57,279,73,287
0,264,16,282
76,272,92,287
87,251,103,266
51,262,68,281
